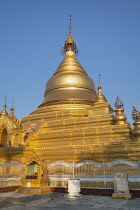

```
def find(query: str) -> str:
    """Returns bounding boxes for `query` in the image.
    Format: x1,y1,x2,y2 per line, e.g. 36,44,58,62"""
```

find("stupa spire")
9,98,18,122
9,98,15,116
1,96,8,116
93,84,107,103
99,74,101,85
114,96,124,109
132,106,140,122
63,15,78,55
93,75,107,103
38,16,96,109
131,106,140,139
114,96,126,125
69,14,72,35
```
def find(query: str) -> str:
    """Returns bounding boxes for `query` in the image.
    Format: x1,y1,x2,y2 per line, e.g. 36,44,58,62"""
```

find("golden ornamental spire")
132,106,140,139
132,106,140,122
1,96,8,116
114,96,126,125
38,15,96,109
93,84,107,103
114,96,124,109
9,98,15,116
69,14,72,35
99,74,101,85
9,98,17,122
62,15,78,55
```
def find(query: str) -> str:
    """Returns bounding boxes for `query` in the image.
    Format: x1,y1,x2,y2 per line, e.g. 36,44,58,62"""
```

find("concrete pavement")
0,191,140,209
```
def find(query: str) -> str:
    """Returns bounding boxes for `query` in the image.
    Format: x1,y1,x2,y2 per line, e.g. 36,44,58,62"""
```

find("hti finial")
69,14,72,35
132,106,140,122
12,98,14,106
114,96,124,109
4,95,7,104
99,74,101,85
62,15,78,55
10,97,15,112
1,96,8,115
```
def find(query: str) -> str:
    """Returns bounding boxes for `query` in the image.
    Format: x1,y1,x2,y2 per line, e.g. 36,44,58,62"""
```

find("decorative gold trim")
38,99,93,108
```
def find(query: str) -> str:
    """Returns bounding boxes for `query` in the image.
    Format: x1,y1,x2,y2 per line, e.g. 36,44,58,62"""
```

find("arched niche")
1,128,8,146
28,161,38,176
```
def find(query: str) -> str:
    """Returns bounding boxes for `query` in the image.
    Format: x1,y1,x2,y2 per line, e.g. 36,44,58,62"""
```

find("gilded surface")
0,27,140,193
40,31,96,107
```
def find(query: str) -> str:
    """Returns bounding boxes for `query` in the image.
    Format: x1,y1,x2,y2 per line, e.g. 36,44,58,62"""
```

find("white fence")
0,162,24,187
0,159,140,189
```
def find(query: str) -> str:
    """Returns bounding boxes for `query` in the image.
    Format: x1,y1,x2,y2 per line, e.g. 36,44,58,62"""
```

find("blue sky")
0,0,140,124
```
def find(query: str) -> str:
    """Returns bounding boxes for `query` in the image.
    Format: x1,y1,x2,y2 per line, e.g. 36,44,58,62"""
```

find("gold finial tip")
62,15,78,55
1,97,8,116
4,95,7,104
98,84,102,90
98,74,102,90
12,98,14,106
9,98,15,114
69,14,72,35
99,74,101,85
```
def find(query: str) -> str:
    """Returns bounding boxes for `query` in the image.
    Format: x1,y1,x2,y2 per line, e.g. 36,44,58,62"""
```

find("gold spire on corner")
10,106,14,114
114,96,126,125
114,96,124,109
9,102,15,118
93,84,107,104
132,106,140,122
1,96,8,116
1,104,8,116
132,106,140,139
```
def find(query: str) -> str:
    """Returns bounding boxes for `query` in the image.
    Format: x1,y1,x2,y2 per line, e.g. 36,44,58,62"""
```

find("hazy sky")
0,0,140,124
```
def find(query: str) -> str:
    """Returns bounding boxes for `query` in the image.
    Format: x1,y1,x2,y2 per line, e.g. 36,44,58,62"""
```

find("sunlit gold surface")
0,28,140,193
132,120,140,139
114,109,127,125
40,35,96,108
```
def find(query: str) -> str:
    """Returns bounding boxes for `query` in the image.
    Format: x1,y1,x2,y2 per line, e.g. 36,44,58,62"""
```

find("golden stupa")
0,18,140,196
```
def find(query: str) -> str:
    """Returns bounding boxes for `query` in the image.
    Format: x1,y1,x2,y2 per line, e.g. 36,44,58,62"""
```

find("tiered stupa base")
16,178,51,194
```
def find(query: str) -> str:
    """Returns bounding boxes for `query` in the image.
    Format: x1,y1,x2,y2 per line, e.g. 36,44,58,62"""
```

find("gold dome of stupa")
39,21,96,108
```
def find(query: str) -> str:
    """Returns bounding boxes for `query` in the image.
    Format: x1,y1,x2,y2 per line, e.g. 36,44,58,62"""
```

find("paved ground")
0,192,140,210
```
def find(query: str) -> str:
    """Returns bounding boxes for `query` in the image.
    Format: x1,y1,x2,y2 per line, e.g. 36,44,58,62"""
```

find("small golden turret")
9,106,14,115
114,97,127,125
1,96,8,116
1,104,8,116
90,83,113,116
131,106,140,139
9,106,17,121
93,84,107,104
9,99,18,123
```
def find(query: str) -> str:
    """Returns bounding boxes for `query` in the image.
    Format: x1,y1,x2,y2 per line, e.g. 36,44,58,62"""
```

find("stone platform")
0,192,140,210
